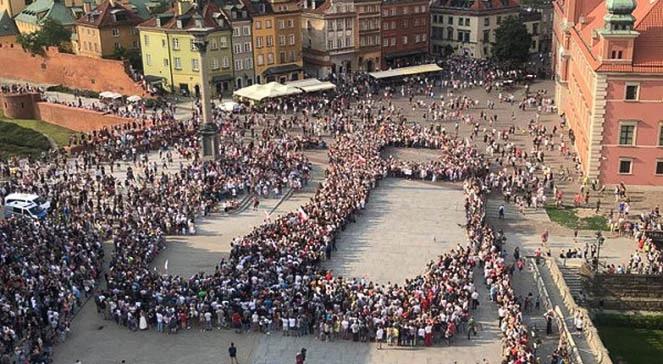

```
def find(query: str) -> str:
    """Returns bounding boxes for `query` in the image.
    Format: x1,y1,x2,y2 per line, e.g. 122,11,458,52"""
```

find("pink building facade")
553,0,663,186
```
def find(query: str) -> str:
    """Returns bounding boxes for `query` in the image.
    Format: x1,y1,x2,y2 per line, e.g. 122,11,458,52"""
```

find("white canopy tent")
99,91,123,99
233,82,301,102
286,78,336,93
126,95,142,102
369,63,442,80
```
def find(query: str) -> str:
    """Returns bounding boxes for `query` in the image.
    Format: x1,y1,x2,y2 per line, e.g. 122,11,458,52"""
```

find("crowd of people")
0,57,562,363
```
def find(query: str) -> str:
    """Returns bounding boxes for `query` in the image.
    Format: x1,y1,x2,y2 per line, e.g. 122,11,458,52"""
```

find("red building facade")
380,0,429,69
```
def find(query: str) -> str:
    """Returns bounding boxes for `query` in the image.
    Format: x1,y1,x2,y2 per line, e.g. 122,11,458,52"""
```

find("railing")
529,258,584,364
545,258,614,364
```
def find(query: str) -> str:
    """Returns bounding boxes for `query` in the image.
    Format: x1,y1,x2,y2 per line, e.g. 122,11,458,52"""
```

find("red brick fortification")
34,102,132,132
0,93,41,119
0,43,147,96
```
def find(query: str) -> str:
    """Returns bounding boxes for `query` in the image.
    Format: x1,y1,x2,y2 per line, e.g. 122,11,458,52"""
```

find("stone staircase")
558,265,585,304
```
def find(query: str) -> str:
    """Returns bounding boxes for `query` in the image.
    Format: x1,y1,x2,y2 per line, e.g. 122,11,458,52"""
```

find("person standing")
228,343,238,364
376,326,384,350
295,348,307,364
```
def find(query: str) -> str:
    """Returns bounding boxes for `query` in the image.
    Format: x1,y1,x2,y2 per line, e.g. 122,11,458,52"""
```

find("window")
278,20,285,29
447,28,454,40
257,54,264,65
618,159,632,175
243,25,250,36
256,37,263,48
144,34,150,46
448,16,453,24
287,19,294,28
220,37,228,48
390,37,395,46
267,36,273,47
244,42,252,52
174,57,182,70
112,28,120,37
145,53,152,66
267,53,274,64
625,83,639,101
402,35,408,45
233,27,240,37
279,35,286,46
235,59,242,70
657,160,663,175
484,17,490,26
458,17,463,26
288,34,295,45
132,40,139,49
483,30,490,43
222,57,229,68
161,39,166,48
192,59,199,71
190,39,196,51
619,123,636,145
265,20,272,29
497,16,502,24
234,43,242,53
172,38,180,50
211,58,220,70
256,21,262,29
465,18,470,26
659,123,663,146
114,42,120,49
382,38,388,47
244,58,252,69
210,39,218,50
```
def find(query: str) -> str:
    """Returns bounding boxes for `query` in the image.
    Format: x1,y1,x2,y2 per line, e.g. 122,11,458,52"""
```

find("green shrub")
0,121,51,159
46,85,100,99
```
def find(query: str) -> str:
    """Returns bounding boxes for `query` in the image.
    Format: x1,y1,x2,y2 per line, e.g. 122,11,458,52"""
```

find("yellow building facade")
139,1,234,96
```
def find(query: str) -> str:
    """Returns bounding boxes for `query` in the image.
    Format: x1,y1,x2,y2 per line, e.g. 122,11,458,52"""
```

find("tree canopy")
492,16,533,65
16,19,71,55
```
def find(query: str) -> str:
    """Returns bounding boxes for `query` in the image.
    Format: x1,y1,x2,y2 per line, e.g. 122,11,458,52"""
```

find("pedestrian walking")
228,342,238,364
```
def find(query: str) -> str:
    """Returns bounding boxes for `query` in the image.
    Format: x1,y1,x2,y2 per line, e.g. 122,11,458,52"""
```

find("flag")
298,207,309,222
164,259,169,271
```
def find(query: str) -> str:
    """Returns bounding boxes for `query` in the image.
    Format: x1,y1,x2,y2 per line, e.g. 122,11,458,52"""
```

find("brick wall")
0,93,41,119
34,102,132,132
0,43,147,96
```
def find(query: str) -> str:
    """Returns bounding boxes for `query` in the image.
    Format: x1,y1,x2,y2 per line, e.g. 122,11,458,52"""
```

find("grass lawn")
598,326,663,364
0,121,52,159
0,115,75,147
545,205,609,231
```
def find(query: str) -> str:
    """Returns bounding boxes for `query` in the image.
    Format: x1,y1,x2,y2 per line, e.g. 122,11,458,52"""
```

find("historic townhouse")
302,0,357,78
139,0,234,96
380,0,429,69
217,0,255,89
355,0,381,72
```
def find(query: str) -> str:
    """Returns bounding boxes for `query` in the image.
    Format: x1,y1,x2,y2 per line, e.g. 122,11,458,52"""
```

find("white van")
3,200,47,220
4,193,50,212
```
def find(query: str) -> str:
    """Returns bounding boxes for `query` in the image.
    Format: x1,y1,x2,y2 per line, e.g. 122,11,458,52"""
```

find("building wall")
355,0,381,72
600,77,663,185
0,34,16,45
252,14,275,83
34,102,132,132
0,44,147,95
381,0,429,68
76,24,140,58
273,5,303,82
230,19,255,89
0,0,28,17
0,92,40,119
140,29,233,96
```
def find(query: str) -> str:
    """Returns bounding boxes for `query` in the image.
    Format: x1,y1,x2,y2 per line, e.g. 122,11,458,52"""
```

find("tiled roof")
77,0,144,28
434,0,520,11
573,0,663,71
239,0,274,16
0,11,19,37
139,1,231,31
14,0,76,26
633,0,663,67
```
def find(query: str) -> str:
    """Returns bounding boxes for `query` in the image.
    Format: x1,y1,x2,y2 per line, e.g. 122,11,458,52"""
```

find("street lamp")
594,231,605,271
189,12,219,161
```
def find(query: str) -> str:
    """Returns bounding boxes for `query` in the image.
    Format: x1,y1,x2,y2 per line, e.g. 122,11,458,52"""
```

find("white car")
4,193,50,212
3,200,47,220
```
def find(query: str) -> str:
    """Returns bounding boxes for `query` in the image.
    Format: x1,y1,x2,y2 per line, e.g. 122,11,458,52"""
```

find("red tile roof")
77,0,144,28
139,1,230,30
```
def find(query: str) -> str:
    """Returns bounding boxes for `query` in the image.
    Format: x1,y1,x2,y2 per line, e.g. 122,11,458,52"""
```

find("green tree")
106,46,143,71
492,16,533,65
16,19,71,55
